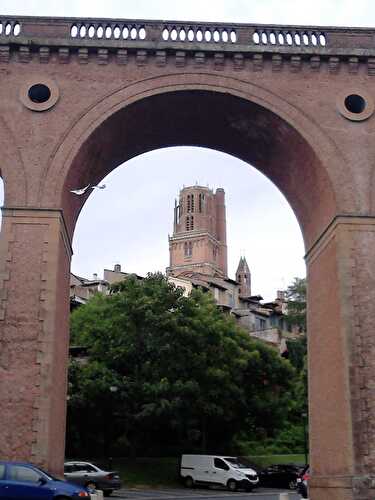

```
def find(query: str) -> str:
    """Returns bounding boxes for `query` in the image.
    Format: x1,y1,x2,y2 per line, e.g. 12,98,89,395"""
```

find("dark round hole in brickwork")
28,84,51,104
344,94,366,114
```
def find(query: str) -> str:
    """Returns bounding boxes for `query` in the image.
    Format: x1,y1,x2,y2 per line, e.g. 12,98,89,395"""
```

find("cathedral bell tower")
167,185,228,278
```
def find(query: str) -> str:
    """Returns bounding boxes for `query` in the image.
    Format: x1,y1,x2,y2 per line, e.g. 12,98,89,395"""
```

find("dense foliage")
66,273,295,458
284,277,307,334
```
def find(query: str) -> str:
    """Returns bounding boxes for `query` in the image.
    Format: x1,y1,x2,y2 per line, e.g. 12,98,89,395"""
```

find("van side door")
213,458,230,485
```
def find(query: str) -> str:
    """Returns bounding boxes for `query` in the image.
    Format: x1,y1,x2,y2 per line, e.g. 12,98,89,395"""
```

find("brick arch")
41,74,350,250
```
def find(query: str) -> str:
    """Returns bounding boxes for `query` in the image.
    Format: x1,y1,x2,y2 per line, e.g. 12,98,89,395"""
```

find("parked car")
64,461,122,497
180,454,259,491
0,460,89,499
259,463,304,489
296,465,309,498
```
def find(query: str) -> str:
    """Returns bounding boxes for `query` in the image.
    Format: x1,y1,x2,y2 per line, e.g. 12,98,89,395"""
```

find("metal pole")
302,411,308,464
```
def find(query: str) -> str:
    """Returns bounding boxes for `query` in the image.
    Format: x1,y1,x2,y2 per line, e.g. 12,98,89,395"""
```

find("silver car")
64,461,122,497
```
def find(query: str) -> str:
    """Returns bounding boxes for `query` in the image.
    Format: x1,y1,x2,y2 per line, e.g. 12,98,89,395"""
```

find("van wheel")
227,479,237,492
185,476,194,488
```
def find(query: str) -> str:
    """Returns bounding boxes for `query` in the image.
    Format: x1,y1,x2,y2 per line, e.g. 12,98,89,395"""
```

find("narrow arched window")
199,193,204,213
191,216,194,230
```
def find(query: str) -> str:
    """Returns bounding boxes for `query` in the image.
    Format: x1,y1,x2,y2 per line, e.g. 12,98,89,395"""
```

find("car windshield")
223,458,248,469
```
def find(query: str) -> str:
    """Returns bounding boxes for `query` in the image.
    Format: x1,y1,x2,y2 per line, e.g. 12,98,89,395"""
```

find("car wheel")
288,479,297,489
185,476,194,488
227,479,237,492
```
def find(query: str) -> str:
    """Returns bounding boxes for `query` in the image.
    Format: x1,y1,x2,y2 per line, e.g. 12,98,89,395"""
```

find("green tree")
285,277,307,333
67,273,295,457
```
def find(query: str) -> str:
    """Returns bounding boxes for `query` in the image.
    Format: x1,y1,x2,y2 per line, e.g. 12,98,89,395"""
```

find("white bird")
70,184,106,195
70,184,91,195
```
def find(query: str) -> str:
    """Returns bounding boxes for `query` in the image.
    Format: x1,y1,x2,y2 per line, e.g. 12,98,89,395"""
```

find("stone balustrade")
1,15,375,55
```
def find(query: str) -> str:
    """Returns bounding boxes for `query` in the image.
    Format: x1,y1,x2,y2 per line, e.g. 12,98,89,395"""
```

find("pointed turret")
236,256,251,297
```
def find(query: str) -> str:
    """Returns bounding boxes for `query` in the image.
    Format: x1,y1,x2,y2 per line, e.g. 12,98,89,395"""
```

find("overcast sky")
1,1,375,300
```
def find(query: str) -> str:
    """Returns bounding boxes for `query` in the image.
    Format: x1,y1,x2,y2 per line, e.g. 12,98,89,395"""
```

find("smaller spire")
236,255,251,297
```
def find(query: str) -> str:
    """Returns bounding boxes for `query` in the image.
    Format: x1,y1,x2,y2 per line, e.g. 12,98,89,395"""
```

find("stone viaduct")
0,15,375,500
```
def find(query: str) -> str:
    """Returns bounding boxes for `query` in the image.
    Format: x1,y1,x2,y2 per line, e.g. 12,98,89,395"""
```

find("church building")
70,184,301,354
166,184,297,352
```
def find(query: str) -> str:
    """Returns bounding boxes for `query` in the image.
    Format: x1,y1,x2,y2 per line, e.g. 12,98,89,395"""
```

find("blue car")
0,461,90,499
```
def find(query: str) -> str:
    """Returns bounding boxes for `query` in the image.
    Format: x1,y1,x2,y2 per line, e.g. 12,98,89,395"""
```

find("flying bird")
70,184,106,195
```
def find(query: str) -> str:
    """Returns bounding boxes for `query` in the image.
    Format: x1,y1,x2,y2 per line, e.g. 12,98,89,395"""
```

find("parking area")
107,487,301,499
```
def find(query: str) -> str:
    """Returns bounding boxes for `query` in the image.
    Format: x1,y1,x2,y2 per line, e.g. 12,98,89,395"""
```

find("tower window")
187,194,195,213
184,241,193,257
199,193,204,213
186,215,194,231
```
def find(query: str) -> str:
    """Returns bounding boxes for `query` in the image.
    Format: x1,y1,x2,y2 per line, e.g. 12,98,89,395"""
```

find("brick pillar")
0,207,72,475
306,216,375,500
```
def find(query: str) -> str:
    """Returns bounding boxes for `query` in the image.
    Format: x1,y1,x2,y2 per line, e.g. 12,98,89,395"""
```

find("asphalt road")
109,487,301,500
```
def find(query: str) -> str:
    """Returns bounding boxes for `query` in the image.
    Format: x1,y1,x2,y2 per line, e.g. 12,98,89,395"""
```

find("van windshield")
224,458,248,469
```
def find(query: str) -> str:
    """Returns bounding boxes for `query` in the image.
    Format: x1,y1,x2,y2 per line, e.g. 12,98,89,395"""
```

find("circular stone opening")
28,84,51,104
344,94,366,114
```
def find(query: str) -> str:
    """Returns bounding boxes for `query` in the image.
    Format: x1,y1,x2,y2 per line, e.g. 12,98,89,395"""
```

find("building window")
256,317,266,330
213,246,217,260
186,215,194,231
186,194,195,213
184,241,193,257
187,194,195,213
199,193,204,213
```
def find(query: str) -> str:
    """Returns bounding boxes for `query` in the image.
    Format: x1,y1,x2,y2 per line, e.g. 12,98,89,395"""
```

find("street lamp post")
302,411,308,465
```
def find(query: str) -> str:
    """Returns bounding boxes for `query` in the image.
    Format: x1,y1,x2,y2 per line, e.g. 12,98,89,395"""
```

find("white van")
180,454,259,491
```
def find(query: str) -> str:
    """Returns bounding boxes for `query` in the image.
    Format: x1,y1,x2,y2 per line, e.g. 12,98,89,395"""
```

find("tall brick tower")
236,256,251,297
167,185,228,277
